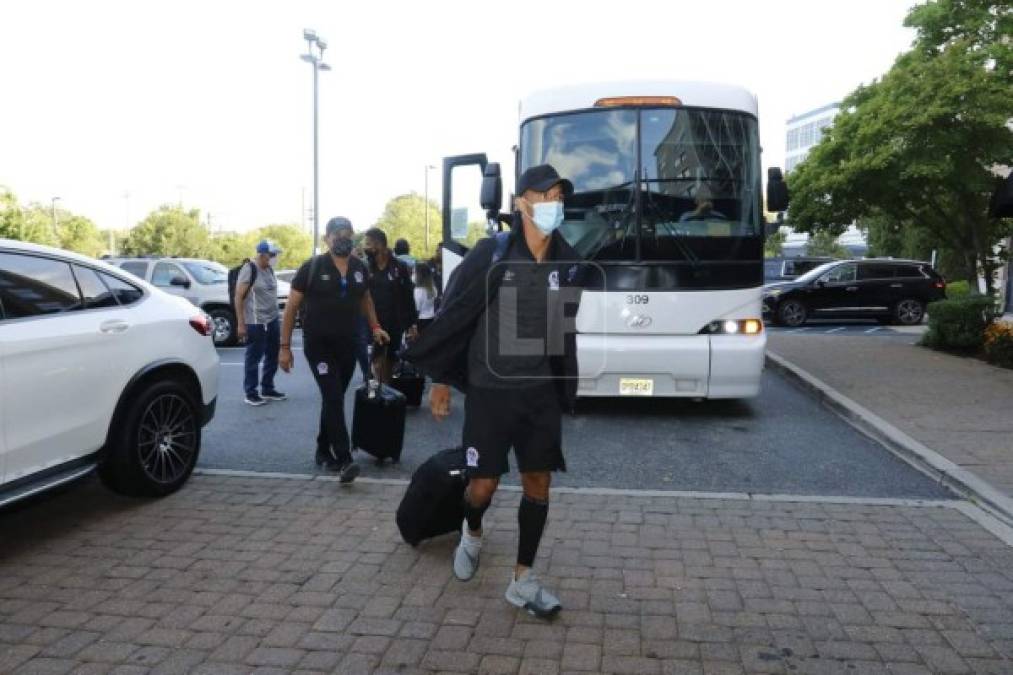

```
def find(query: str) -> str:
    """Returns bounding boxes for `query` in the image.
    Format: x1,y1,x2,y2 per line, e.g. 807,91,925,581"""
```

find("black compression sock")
517,495,549,568
463,494,490,533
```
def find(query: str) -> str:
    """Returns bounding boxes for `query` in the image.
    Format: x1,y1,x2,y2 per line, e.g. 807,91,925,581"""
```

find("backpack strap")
306,254,322,294
239,259,257,302
491,230,512,265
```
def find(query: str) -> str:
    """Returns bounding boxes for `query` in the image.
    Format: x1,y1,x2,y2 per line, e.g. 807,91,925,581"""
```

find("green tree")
122,205,211,258
0,188,29,241
788,0,1013,292
373,193,442,258
805,230,851,259
2,189,104,255
54,212,104,257
208,232,251,268
764,229,786,258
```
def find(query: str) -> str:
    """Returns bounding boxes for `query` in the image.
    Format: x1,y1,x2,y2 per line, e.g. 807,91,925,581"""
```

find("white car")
0,240,219,505
105,257,290,347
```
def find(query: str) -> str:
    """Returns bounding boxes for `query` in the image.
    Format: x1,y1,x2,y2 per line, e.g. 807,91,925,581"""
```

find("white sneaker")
505,570,561,619
453,521,482,581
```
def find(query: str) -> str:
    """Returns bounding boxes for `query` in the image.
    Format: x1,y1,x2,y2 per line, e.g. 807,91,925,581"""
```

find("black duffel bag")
396,447,468,546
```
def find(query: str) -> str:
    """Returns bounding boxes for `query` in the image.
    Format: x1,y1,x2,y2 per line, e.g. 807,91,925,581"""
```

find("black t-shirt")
291,254,368,340
368,257,409,332
468,237,559,388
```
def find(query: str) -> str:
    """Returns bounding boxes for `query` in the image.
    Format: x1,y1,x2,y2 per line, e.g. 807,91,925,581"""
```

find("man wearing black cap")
404,164,584,618
279,217,390,482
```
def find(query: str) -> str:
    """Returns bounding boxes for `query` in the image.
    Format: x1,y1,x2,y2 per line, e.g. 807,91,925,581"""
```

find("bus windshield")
520,107,761,264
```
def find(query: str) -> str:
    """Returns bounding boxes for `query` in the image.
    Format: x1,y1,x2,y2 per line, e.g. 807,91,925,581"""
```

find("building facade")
785,102,840,173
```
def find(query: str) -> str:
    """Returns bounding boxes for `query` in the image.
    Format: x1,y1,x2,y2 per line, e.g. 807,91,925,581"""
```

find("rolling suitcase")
352,379,407,463
391,358,425,407
396,447,469,546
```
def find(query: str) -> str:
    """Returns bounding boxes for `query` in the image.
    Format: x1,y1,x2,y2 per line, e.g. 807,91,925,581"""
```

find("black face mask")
330,238,353,257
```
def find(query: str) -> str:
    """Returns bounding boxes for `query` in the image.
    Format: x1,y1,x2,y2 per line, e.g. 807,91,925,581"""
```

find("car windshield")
520,107,761,263
182,261,227,284
794,261,841,284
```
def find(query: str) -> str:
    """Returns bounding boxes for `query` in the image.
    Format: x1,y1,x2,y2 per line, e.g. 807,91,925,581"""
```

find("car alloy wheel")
779,301,807,327
136,393,198,485
212,315,232,344
896,299,925,325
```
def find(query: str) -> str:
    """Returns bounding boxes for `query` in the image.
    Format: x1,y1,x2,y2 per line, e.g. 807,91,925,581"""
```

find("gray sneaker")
505,571,561,619
453,523,482,581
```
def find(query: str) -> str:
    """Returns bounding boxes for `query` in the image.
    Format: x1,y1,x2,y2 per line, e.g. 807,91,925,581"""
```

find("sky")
0,0,918,240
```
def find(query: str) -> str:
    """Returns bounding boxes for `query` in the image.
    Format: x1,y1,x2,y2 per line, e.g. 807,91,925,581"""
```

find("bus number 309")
626,294,649,305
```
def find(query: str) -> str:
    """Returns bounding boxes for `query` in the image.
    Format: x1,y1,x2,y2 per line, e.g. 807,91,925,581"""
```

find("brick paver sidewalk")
2,474,1012,674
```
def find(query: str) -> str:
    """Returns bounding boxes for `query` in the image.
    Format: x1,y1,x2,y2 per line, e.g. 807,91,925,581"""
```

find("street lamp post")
424,164,435,254
50,196,60,238
301,29,331,256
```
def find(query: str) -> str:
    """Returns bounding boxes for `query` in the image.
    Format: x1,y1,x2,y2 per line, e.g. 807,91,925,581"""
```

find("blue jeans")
244,319,280,396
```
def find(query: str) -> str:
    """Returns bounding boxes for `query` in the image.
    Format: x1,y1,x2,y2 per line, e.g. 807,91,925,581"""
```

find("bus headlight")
700,319,764,335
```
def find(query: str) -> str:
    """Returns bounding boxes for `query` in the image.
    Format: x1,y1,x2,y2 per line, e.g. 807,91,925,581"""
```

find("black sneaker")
315,449,339,469
245,393,268,406
338,462,360,484
261,389,288,401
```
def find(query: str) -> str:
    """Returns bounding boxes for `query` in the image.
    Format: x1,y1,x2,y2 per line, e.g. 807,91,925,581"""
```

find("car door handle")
99,320,130,334
846,286,858,291
890,283,903,288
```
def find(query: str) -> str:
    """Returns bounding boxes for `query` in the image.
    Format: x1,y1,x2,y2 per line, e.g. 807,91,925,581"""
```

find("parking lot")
201,329,948,500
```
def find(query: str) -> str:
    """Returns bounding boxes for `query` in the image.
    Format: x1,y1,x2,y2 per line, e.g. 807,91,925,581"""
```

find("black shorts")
461,385,565,478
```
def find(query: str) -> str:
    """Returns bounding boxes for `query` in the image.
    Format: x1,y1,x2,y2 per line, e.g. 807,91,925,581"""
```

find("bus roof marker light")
594,96,682,108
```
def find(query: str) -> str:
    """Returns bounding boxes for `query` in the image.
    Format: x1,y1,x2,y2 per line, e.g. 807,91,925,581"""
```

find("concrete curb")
766,351,1013,528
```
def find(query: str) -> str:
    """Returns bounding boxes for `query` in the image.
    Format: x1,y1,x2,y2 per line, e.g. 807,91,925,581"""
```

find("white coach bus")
440,81,789,399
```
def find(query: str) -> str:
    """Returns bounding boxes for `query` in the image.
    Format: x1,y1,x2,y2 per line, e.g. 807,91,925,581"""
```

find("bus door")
442,154,506,290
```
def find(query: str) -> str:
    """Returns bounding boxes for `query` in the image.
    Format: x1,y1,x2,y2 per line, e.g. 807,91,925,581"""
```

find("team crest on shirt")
466,447,480,468
354,271,364,283
317,362,328,375
567,265,578,282
548,270,560,290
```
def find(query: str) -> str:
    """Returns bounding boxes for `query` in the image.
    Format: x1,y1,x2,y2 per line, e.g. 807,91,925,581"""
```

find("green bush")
984,322,1013,369
920,296,999,351
945,280,971,298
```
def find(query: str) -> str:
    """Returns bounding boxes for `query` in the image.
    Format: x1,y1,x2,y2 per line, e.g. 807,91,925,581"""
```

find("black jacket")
403,222,585,408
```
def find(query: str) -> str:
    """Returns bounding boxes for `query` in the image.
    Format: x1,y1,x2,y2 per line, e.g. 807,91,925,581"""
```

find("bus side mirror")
481,163,503,214
767,167,790,212
989,173,1013,218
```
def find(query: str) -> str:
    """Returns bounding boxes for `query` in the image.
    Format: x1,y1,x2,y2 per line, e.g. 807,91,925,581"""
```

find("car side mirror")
767,167,790,212
765,219,780,236
480,162,503,214
170,275,190,288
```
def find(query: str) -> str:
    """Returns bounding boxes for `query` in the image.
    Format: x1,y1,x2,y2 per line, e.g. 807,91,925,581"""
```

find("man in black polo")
279,217,389,482
362,227,417,383
404,164,583,618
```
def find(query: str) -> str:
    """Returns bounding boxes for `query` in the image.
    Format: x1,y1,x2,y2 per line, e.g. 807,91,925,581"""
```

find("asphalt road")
201,333,950,499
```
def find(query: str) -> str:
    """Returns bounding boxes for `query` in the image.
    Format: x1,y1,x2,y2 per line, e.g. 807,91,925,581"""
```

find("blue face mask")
530,200,564,235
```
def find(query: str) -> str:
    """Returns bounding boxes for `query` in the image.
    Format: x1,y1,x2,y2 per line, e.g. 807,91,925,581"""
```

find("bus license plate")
619,378,654,396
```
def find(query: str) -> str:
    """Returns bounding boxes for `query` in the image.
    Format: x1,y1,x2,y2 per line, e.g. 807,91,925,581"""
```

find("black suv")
763,259,946,327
